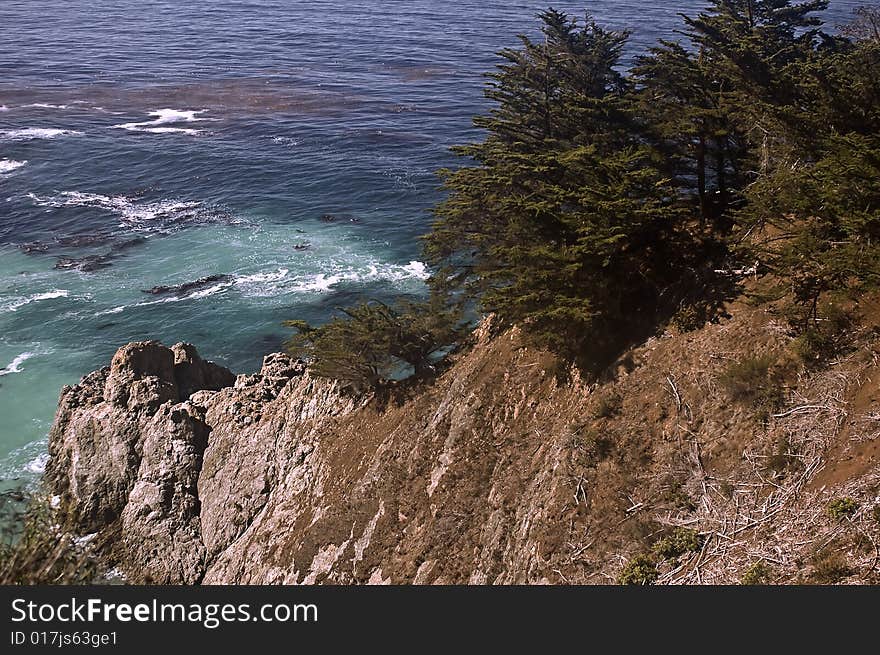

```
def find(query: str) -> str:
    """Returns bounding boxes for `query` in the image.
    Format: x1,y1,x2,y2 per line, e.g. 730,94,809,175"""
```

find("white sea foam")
95,260,428,315
131,126,203,135
95,306,125,316
0,438,50,482
0,351,38,376
272,136,300,146
235,268,291,286
0,105,8,112
113,108,212,135
237,261,429,297
25,103,70,110
25,452,49,474
27,191,206,230
0,159,27,174
97,281,234,316
0,127,83,140
1,290,69,313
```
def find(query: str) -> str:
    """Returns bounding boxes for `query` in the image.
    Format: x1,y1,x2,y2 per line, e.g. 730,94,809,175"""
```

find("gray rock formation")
46,341,238,583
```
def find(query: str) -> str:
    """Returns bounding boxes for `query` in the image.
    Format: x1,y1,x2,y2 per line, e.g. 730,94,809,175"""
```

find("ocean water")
0,1,863,487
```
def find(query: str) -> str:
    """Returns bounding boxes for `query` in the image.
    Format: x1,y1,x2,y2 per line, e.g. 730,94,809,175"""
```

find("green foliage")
635,0,832,226
285,297,465,392
290,3,880,382
670,304,710,333
425,10,697,366
421,2,880,371
827,498,860,521
0,493,99,585
739,134,880,330
652,527,703,561
718,355,784,416
792,302,854,365
741,560,772,585
618,554,659,585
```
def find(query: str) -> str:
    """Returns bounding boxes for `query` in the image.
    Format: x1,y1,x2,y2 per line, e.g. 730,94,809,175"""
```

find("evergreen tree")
286,4,880,384
426,11,694,363
285,297,465,391
735,14,880,328
738,132,880,327
635,1,831,224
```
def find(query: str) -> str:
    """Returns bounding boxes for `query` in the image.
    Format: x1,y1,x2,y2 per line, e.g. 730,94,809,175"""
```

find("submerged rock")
35,235,149,273
319,213,360,224
143,274,232,296
54,254,114,272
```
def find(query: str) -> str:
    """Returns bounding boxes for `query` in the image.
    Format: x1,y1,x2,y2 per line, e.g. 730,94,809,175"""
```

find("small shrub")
618,554,658,585
718,355,784,418
285,297,465,392
763,435,803,477
652,527,703,561
741,561,771,585
793,329,836,365
671,304,704,333
827,498,860,521
659,479,697,512
593,392,622,419
791,303,854,366
0,494,99,584
809,551,853,584
584,432,615,461
567,426,614,463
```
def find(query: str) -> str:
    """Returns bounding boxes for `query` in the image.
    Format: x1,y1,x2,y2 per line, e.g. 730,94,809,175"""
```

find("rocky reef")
45,306,880,584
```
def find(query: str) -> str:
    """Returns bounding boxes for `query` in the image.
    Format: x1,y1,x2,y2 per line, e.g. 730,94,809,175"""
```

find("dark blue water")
0,1,863,482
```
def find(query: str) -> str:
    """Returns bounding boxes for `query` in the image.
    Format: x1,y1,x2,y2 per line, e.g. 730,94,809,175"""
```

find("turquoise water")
0,1,863,487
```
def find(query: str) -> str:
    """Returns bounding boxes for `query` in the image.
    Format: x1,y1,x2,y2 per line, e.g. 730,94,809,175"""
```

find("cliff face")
46,306,880,584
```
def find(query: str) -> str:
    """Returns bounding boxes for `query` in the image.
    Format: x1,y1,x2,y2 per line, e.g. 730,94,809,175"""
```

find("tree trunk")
697,133,708,224
715,134,727,216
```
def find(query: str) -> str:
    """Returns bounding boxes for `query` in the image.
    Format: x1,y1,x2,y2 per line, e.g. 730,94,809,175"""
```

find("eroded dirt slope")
47,302,880,584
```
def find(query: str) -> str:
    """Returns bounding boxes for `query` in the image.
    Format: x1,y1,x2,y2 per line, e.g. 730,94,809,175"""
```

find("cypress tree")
425,11,693,364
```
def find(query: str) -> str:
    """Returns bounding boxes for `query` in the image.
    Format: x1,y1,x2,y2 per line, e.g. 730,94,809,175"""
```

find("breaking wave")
95,261,429,315
0,127,83,140
0,439,49,482
112,108,213,135
25,103,71,110
0,352,38,377
0,159,27,174
26,191,240,232
0,290,69,314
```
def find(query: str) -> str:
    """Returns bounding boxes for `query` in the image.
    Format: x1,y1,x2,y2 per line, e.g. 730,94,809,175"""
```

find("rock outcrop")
45,307,880,584
47,341,236,583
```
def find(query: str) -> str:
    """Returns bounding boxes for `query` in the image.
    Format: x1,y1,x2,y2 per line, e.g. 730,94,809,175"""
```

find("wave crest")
0,290,69,313
113,108,212,135
0,127,83,140
0,159,27,173
26,191,239,233
0,351,38,376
